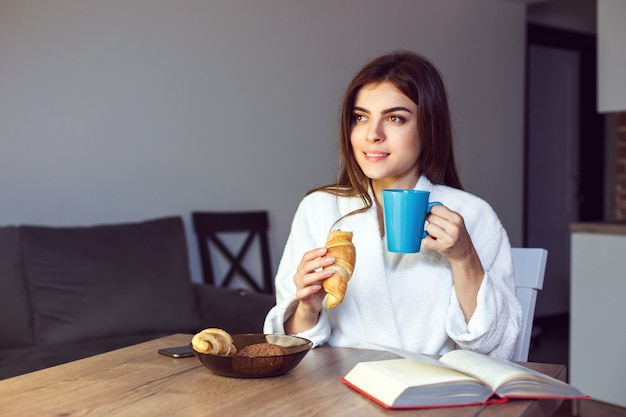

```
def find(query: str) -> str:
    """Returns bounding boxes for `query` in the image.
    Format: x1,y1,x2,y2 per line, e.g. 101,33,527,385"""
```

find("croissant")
191,328,237,355
322,230,356,308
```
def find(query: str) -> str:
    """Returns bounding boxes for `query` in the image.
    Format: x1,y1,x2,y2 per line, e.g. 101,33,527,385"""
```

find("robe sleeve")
444,200,522,360
262,194,333,346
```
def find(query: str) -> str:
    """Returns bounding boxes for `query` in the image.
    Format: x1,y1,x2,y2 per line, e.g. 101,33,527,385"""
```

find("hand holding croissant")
322,230,356,308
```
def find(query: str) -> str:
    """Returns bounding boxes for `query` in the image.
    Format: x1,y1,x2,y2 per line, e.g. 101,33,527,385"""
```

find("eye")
388,115,406,124
353,113,367,124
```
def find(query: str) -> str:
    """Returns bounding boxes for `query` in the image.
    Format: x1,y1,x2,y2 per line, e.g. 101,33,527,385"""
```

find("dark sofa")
0,216,275,380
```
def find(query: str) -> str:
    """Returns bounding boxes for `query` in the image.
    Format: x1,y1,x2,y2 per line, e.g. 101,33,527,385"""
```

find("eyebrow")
353,106,413,114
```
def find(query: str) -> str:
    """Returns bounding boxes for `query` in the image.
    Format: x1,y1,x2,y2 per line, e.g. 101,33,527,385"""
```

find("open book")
341,349,589,409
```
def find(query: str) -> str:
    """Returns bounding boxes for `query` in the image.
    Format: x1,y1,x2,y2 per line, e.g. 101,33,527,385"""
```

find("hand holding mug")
421,204,478,263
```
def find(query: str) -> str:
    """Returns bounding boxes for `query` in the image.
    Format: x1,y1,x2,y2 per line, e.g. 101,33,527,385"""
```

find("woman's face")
350,81,421,191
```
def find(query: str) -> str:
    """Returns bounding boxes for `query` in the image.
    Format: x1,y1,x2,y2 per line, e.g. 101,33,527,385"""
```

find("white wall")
0,0,526,282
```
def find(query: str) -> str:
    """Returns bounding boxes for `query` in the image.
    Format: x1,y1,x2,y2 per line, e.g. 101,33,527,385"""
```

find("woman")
263,51,521,359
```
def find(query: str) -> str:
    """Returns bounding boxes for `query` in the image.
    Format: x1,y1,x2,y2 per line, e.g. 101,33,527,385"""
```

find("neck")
371,176,420,207
371,175,420,238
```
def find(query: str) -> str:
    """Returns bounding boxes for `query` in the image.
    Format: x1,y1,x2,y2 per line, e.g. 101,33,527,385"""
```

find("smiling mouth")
365,152,389,157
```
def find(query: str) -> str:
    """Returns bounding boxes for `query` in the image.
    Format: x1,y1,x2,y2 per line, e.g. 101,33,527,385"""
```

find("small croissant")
323,230,356,308
191,328,237,355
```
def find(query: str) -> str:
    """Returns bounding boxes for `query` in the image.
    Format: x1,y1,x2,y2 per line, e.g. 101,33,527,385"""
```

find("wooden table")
0,334,567,416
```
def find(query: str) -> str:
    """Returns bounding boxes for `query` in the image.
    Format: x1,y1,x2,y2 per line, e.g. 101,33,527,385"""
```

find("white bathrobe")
263,176,522,359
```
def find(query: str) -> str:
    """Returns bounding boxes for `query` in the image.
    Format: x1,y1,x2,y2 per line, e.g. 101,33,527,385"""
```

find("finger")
424,221,443,239
306,254,335,274
294,247,330,281
427,205,465,230
301,268,335,288
303,247,328,261
428,203,455,217
424,221,457,251
298,247,334,273
427,208,465,239
296,283,323,302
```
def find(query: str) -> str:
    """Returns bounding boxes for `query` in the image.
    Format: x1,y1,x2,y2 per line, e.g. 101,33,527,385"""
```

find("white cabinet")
570,224,626,408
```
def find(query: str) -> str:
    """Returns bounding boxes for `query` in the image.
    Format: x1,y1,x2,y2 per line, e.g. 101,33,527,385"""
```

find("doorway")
525,24,604,317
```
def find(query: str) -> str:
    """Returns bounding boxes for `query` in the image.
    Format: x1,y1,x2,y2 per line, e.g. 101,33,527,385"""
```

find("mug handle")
422,202,443,238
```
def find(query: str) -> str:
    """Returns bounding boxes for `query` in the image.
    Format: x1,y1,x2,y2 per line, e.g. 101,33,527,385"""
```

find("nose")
366,120,384,143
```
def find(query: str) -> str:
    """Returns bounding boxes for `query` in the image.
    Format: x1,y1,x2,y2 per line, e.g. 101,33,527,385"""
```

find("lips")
363,151,389,161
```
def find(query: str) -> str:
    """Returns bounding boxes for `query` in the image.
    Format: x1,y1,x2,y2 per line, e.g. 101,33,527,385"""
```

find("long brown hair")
310,50,463,213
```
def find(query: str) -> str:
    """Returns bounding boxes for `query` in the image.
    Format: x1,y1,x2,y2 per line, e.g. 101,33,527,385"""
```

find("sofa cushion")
21,217,201,346
193,284,274,334
0,226,35,349
0,333,173,380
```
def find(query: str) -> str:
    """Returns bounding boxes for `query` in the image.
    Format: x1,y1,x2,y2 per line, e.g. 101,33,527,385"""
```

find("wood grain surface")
0,334,566,417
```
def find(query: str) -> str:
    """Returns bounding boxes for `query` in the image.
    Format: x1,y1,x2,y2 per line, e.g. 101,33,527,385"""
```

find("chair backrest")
511,247,548,362
192,211,274,295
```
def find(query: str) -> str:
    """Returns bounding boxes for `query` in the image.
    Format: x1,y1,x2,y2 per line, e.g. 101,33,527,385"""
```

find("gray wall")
528,0,596,35
0,0,526,282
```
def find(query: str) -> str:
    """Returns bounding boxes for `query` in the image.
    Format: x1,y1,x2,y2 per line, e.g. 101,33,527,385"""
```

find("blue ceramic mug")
382,189,442,253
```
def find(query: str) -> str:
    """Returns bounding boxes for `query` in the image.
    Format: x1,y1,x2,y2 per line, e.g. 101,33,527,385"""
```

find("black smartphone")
158,345,194,358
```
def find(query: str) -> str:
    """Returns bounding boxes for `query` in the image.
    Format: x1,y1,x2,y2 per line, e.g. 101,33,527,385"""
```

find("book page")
351,358,479,387
439,350,562,390
370,343,456,369
439,350,588,399
343,358,491,407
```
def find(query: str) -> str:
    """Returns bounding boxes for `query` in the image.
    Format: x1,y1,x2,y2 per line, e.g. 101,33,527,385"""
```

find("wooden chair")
192,211,274,295
511,247,548,362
